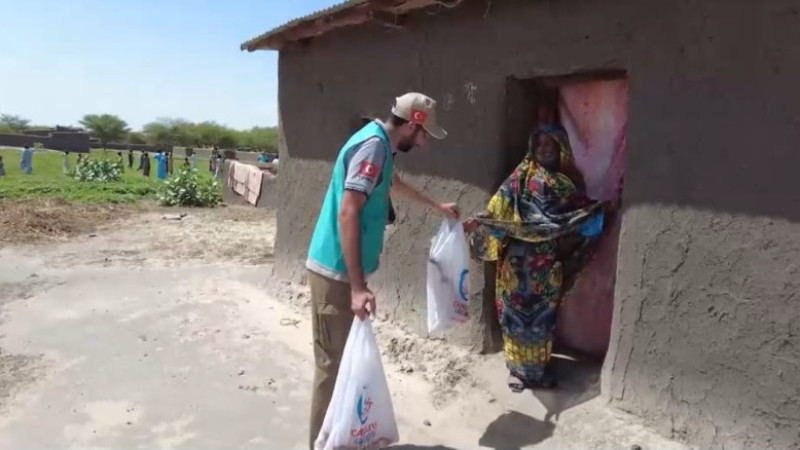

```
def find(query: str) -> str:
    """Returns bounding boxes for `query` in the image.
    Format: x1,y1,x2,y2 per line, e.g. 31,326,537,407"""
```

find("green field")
0,148,215,203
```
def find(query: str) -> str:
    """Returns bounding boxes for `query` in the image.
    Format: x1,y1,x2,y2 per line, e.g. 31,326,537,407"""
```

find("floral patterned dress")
471,126,603,387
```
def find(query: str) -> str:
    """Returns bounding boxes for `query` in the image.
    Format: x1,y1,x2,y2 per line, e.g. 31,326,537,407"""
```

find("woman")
154,151,168,180
465,124,606,392
140,151,151,177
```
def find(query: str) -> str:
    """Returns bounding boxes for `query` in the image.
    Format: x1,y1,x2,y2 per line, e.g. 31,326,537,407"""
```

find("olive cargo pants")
307,270,354,449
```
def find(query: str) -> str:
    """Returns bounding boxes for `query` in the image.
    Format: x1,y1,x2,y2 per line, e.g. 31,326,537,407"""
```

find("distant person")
183,157,190,168
63,151,71,174
258,152,269,164
167,151,174,175
0,155,6,177
140,151,151,177
189,151,198,169
128,149,134,168
117,152,125,173
77,153,84,165
154,151,167,179
20,145,33,174
214,154,222,178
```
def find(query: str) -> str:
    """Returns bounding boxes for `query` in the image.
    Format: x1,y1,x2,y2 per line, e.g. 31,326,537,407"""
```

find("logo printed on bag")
458,269,469,302
351,386,379,446
356,387,373,424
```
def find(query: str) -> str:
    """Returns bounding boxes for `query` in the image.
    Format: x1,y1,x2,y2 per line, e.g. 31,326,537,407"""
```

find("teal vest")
308,122,394,277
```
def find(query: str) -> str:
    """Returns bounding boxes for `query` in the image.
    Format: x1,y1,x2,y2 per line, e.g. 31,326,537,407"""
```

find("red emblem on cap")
410,109,428,124
358,161,379,180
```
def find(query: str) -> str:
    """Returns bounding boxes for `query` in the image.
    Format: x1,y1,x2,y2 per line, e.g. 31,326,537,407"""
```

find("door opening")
491,71,628,408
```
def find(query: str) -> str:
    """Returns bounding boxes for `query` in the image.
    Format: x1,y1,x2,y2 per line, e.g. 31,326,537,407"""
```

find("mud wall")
221,160,278,209
0,132,89,152
273,0,800,447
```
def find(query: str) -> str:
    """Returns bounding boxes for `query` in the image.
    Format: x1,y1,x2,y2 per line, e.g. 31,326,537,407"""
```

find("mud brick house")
243,0,800,447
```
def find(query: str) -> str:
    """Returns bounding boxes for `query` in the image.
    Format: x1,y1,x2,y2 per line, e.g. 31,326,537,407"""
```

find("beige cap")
391,92,447,140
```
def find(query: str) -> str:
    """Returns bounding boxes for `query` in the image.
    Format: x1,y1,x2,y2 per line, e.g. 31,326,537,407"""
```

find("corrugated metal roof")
240,0,451,51
240,0,372,52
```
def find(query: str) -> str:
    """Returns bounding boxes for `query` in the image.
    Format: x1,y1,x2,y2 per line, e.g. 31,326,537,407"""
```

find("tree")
193,121,237,148
79,114,129,149
127,131,147,145
143,118,194,146
0,114,30,133
238,126,278,151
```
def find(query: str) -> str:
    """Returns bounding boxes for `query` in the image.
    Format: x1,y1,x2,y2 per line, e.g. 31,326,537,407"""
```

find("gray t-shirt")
343,136,388,196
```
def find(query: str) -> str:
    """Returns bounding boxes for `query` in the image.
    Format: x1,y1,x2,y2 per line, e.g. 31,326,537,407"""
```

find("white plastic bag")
314,318,399,450
426,219,470,334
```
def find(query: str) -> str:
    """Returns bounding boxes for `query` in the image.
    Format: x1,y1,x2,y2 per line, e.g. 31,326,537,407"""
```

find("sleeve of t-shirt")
344,137,387,196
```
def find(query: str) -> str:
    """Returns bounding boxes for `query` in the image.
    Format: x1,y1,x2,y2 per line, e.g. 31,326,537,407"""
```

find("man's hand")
351,287,376,320
437,203,460,220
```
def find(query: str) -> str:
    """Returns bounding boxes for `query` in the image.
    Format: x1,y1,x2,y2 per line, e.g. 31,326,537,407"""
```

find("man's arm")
391,173,460,219
339,190,376,320
339,139,386,319
339,190,368,291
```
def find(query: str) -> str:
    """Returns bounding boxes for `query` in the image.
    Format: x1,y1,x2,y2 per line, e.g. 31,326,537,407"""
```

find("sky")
0,0,342,130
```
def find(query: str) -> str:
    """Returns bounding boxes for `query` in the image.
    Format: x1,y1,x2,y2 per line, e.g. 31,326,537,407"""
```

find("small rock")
488,398,497,404
630,445,642,450
242,334,251,339
126,421,133,426
238,370,246,376
423,419,432,427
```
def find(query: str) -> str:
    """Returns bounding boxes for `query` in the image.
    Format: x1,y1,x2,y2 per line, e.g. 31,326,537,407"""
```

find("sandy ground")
0,206,686,449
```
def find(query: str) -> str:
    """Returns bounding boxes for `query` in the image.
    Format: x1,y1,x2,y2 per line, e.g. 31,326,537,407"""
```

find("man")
20,144,33,174
63,151,70,174
128,149,134,169
306,93,458,447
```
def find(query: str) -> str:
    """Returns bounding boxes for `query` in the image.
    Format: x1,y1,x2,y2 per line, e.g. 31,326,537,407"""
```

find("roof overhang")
240,0,462,52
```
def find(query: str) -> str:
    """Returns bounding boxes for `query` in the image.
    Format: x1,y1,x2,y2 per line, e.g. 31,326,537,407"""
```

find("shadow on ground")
478,411,555,449
531,352,602,423
390,446,458,450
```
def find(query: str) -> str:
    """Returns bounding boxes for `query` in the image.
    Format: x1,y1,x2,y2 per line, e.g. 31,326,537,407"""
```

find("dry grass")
0,198,134,243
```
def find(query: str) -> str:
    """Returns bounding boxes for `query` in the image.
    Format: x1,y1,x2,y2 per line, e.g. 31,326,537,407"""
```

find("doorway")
496,72,629,411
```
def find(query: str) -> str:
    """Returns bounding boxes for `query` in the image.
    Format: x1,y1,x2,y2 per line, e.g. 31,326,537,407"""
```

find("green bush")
73,158,123,182
157,167,221,207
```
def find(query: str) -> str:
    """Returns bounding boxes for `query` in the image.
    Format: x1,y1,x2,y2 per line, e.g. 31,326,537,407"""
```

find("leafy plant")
73,158,123,182
157,167,221,207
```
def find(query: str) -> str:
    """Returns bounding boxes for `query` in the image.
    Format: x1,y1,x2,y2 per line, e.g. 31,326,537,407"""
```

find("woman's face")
534,134,560,170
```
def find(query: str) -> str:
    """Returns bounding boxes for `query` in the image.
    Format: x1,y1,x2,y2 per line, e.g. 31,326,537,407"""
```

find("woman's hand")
463,219,478,234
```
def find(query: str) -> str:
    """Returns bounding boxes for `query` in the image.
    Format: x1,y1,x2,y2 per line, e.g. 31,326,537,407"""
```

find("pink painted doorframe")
555,79,629,358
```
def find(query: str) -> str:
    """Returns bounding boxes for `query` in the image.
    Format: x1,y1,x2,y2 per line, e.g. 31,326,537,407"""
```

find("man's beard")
396,139,415,153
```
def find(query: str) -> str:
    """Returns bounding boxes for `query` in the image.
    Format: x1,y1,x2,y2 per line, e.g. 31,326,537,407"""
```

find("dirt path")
0,206,684,449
